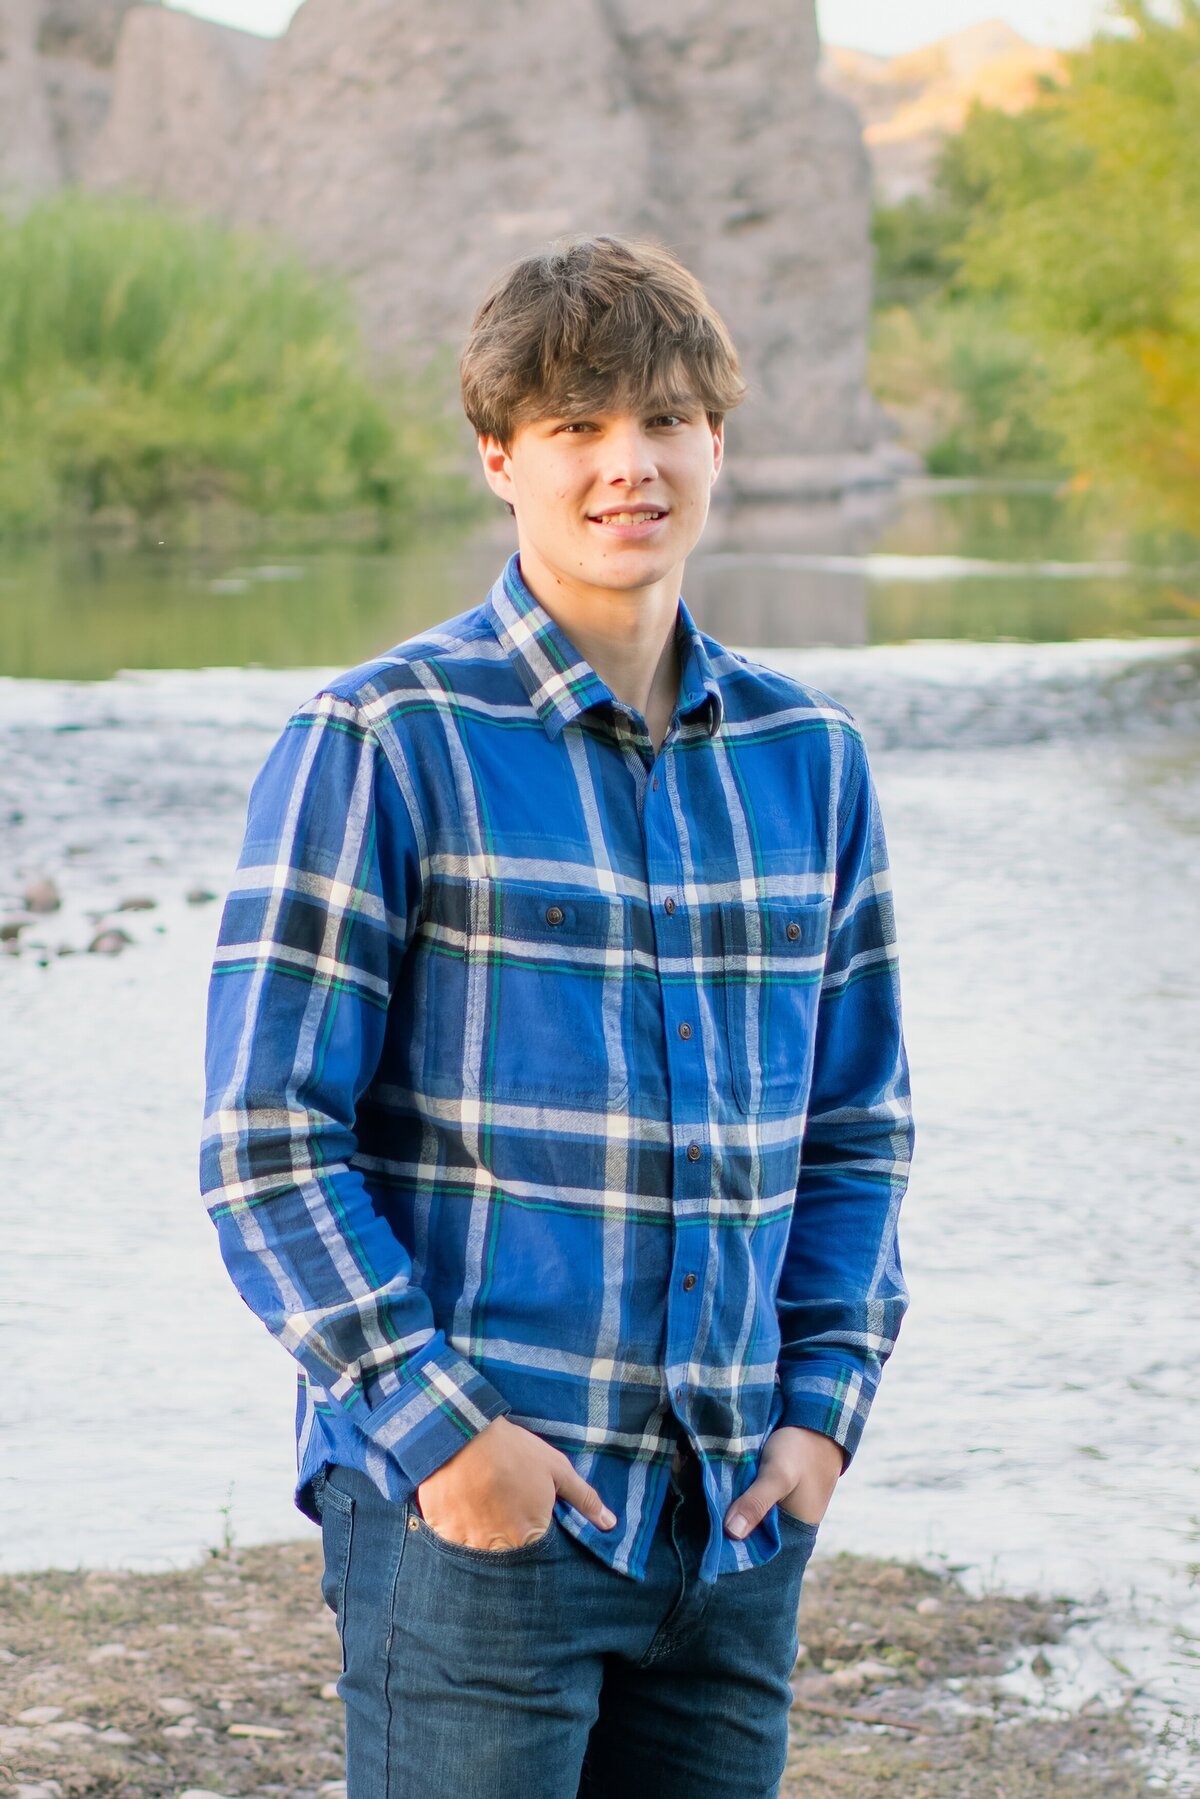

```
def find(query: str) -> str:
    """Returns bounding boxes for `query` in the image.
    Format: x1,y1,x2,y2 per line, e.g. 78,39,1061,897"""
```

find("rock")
23,876,61,913
87,926,132,955
317,1786,347,1799
13,1783,64,1799
157,1696,194,1716
226,1722,287,1739
16,1706,63,1724
85,1640,128,1660
319,1680,340,1700
43,1719,96,1737
96,1727,135,1745
116,894,156,910
88,4,268,212
851,1658,896,1684
1030,1649,1054,1678
916,1595,943,1615
77,0,886,490
828,1664,868,1692
186,886,218,905
161,1719,196,1739
178,1791,236,1799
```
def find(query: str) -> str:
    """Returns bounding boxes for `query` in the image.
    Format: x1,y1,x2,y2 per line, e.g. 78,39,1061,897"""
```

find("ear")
478,434,516,509
710,420,724,486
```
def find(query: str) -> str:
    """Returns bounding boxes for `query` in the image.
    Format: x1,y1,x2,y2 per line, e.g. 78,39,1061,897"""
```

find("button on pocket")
720,898,831,1116
461,881,631,1108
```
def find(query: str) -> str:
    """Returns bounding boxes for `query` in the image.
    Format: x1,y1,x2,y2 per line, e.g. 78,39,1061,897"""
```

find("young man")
201,235,912,1799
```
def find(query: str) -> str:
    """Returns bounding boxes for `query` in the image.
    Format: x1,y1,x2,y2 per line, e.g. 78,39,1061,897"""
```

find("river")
1,483,1197,1786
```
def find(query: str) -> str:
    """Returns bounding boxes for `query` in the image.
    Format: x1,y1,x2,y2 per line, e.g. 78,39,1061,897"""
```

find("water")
1,484,1198,1785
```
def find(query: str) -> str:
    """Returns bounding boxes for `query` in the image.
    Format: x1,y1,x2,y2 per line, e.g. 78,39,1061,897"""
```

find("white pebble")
16,1708,63,1725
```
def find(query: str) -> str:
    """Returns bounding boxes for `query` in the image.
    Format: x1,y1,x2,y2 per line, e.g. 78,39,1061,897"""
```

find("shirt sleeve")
775,726,913,1464
199,689,511,1490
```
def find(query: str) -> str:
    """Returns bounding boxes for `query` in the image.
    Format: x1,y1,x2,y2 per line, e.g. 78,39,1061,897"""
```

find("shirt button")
686,1141,702,1162
682,1272,697,1292
786,920,801,941
678,1021,692,1040
675,1386,684,1402
652,777,660,791
664,896,676,915
407,1515,419,1530
545,905,564,926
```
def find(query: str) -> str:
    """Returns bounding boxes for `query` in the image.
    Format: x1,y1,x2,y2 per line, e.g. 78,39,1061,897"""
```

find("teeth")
595,511,662,524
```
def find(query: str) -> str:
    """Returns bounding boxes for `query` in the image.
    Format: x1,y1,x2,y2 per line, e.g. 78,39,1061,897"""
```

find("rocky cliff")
822,21,1065,201
2,0,903,494
0,0,143,198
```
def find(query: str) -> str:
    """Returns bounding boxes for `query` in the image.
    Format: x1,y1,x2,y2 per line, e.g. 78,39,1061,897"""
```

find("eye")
555,420,595,434
650,413,687,428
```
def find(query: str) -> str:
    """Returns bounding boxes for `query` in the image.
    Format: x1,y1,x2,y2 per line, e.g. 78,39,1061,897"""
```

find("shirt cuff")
351,1340,513,1490
775,1356,876,1466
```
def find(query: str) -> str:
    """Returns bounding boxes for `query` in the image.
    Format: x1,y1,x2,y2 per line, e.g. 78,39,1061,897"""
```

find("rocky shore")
0,1540,1165,1798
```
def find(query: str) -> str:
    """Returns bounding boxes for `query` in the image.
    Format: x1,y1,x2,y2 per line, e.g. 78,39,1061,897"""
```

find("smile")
586,509,668,529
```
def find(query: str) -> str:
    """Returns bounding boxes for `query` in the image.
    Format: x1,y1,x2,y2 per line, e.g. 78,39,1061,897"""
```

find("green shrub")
0,192,465,534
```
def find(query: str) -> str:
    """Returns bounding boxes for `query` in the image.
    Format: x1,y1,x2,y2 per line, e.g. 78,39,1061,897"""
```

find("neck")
516,548,683,752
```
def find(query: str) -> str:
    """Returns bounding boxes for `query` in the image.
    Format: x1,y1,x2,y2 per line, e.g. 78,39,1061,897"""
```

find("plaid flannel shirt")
200,553,912,1583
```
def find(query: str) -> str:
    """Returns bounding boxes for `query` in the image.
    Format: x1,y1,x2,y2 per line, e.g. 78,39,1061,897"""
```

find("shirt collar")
485,553,724,742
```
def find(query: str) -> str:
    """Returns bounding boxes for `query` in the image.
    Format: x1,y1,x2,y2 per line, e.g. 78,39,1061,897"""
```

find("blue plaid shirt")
201,553,912,1584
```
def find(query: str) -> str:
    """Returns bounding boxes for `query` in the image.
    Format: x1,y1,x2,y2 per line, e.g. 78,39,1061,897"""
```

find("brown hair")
460,235,745,445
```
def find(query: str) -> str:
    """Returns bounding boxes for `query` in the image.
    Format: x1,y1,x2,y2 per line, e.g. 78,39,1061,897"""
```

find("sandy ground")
0,1541,1169,1798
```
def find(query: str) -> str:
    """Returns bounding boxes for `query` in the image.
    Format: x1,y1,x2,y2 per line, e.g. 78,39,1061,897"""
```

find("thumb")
554,1460,618,1532
724,1476,777,1541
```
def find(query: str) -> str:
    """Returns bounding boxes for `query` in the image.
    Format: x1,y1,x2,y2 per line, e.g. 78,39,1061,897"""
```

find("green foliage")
0,192,466,535
870,0,1200,527
953,0,1200,526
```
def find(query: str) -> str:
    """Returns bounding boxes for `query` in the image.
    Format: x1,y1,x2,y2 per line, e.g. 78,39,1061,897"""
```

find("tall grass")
0,193,466,534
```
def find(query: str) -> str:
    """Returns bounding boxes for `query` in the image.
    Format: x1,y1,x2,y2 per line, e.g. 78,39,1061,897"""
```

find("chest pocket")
720,897,830,1116
421,880,631,1111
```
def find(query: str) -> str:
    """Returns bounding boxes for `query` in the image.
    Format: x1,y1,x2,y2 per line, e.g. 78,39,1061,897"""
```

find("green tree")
954,0,1200,529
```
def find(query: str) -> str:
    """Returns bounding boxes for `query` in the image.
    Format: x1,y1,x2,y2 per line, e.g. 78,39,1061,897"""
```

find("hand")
723,1425,844,1540
415,1415,618,1551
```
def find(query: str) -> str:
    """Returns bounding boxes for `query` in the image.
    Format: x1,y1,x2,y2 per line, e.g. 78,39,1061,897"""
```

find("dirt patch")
0,1542,1167,1798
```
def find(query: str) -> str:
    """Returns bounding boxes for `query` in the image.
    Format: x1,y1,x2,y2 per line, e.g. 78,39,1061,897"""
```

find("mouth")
586,507,669,534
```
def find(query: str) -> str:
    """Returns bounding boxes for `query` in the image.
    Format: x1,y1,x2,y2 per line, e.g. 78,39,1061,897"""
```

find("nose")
601,421,658,489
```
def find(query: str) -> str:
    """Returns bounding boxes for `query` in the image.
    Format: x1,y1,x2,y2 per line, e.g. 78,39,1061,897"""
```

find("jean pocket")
410,1504,560,1567
319,1477,355,1671
720,898,829,1115
776,1503,820,1555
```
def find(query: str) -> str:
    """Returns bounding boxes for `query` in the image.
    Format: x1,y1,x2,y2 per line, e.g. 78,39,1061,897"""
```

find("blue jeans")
317,1444,819,1798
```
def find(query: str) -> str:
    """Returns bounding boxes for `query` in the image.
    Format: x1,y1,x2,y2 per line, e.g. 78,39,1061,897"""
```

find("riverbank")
0,1542,1166,1799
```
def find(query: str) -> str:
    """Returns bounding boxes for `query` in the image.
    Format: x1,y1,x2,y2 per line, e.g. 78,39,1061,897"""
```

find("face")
478,397,724,613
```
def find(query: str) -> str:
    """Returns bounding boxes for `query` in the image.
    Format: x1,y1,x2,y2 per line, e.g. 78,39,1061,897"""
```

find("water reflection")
0,483,1197,681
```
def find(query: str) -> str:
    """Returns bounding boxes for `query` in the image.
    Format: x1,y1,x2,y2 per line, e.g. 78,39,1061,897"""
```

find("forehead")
518,388,703,429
